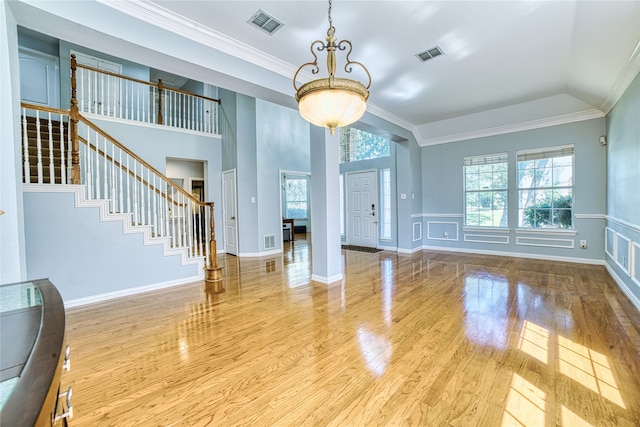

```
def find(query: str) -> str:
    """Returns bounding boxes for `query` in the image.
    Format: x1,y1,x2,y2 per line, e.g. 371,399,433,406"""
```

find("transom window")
339,127,390,163
464,153,508,227
517,145,574,229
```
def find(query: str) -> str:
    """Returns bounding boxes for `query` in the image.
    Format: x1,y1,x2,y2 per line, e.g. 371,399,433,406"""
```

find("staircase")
21,112,70,185
20,102,221,282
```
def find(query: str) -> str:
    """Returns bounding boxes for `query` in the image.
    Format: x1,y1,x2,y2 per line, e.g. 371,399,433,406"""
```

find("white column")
310,126,343,284
0,1,28,282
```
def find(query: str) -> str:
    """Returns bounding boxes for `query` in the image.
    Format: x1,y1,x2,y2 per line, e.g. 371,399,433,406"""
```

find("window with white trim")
283,174,309,219
339,127,390,163
380,168,391,239
339,174,345,236
517,145,574,229
464,153,508,227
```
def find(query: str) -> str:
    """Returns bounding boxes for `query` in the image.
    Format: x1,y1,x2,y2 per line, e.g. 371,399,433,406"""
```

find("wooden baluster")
136,83,141,122
22,110,30,184
169,91,173,127
140,165,145,226
70,54,81,184
100,72,105,116
126,155,131,215
125,80,129,120
152,174,158,237
118,149,123,212
102,134,107,202
133,159,139,225
162,182,171,241
35,110,43,184
47,113,55,183
118,76,123,119
85,131,93,198
157,79,163,125
110,143,116,213
59,118,66,184
171,188,176,247
146,168,151,227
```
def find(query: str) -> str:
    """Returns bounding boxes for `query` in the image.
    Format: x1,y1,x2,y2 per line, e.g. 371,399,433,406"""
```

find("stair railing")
21,100,222,278
71,54,220,134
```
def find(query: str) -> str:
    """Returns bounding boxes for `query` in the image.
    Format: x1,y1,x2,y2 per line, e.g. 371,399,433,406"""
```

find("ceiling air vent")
416,46,444,62
248,10,284,35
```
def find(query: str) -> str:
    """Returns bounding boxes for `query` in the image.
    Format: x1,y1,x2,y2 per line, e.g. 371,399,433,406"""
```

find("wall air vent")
264,234,276,250
416,46,444,62
248,10,284,35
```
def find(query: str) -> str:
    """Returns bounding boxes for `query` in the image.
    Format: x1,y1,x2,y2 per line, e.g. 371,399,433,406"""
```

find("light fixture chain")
328,0,333,30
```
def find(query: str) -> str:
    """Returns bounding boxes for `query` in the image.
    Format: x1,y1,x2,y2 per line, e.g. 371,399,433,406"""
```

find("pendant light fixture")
293,0,371,135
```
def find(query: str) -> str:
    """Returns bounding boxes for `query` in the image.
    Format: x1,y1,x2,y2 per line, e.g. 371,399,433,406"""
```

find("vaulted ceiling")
9,1,640,145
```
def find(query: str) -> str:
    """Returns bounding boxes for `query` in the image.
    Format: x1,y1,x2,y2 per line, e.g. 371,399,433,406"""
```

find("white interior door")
73,52,122,115
222,169,238,255
347,170,378,248
19,48,60,108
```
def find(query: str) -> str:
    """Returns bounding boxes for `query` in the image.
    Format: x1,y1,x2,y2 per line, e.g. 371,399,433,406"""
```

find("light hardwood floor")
63,236,640,426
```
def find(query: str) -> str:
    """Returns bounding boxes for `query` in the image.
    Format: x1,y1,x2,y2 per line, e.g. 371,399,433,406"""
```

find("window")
517,145,574,229
339,174,345,236
339,127,390,163
283,174,309,219
464,153,508,227
380,168,391,239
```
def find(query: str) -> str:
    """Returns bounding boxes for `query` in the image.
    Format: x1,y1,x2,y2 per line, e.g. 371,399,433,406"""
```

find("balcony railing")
71,54,220,134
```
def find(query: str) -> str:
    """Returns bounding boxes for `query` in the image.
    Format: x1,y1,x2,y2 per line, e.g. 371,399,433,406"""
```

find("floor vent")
264,234,276,249
248,10,284,35
416,46,444,62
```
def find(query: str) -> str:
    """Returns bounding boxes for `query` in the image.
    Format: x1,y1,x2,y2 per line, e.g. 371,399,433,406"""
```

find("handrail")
72,54,221,134
75,62,221,104
78,114,208,207
21,97,222,280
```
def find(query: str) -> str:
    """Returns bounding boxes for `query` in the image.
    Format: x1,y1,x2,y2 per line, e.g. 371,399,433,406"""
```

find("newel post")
70,54,80,185
157,79,163,125
204,202,224,286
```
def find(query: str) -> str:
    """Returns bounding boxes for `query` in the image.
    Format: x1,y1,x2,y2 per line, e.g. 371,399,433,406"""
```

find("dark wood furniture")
283,218,294,241
0,279,68,426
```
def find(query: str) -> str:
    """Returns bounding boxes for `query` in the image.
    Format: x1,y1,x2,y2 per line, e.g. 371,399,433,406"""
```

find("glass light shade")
296,78,368,135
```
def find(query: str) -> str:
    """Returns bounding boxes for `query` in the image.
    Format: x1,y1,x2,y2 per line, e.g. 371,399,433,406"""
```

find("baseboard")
604,263,640,312
311,273,344,284
420,245,605,265
237,248,283,258
64,275,203,308
397,246,423,254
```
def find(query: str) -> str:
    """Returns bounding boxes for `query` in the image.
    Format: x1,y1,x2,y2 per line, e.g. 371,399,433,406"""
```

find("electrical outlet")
579,240,587,249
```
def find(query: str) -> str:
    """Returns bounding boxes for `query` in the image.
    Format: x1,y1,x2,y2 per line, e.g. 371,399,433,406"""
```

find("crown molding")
97,0,298,80
417,108,605,147
600,39,640,114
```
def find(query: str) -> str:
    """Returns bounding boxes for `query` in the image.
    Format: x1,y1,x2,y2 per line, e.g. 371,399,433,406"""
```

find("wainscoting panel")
615,232,631,276
605,227,615,259
516,236,575,249
413,222,422,242
632,242,640,288
464,233,509,245
427,221,459,241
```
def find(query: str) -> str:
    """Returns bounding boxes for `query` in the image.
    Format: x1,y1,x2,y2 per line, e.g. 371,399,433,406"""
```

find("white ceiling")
9,1,640,145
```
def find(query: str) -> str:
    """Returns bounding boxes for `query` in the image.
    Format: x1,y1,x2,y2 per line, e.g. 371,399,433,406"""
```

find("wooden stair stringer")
22,184,204,269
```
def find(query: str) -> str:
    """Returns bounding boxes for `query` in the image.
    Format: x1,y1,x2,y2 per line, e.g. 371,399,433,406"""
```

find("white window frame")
464,153,509,228
283,174,310,220
516,145,574,230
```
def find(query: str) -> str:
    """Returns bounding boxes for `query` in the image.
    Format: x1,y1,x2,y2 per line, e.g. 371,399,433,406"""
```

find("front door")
222,169,238,255
347,170,378,248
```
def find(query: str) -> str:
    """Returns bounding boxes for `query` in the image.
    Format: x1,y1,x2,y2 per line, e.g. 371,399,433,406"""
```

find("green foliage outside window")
522,193,572,229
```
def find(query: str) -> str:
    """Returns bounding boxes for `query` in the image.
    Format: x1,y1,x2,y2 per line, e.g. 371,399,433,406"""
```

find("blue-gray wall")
605,71,640,308
256,99,310,248
24,191,199,303
421,118,607,263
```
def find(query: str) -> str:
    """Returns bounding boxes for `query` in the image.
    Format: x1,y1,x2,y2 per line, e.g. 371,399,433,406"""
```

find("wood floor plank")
61,239,640,426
